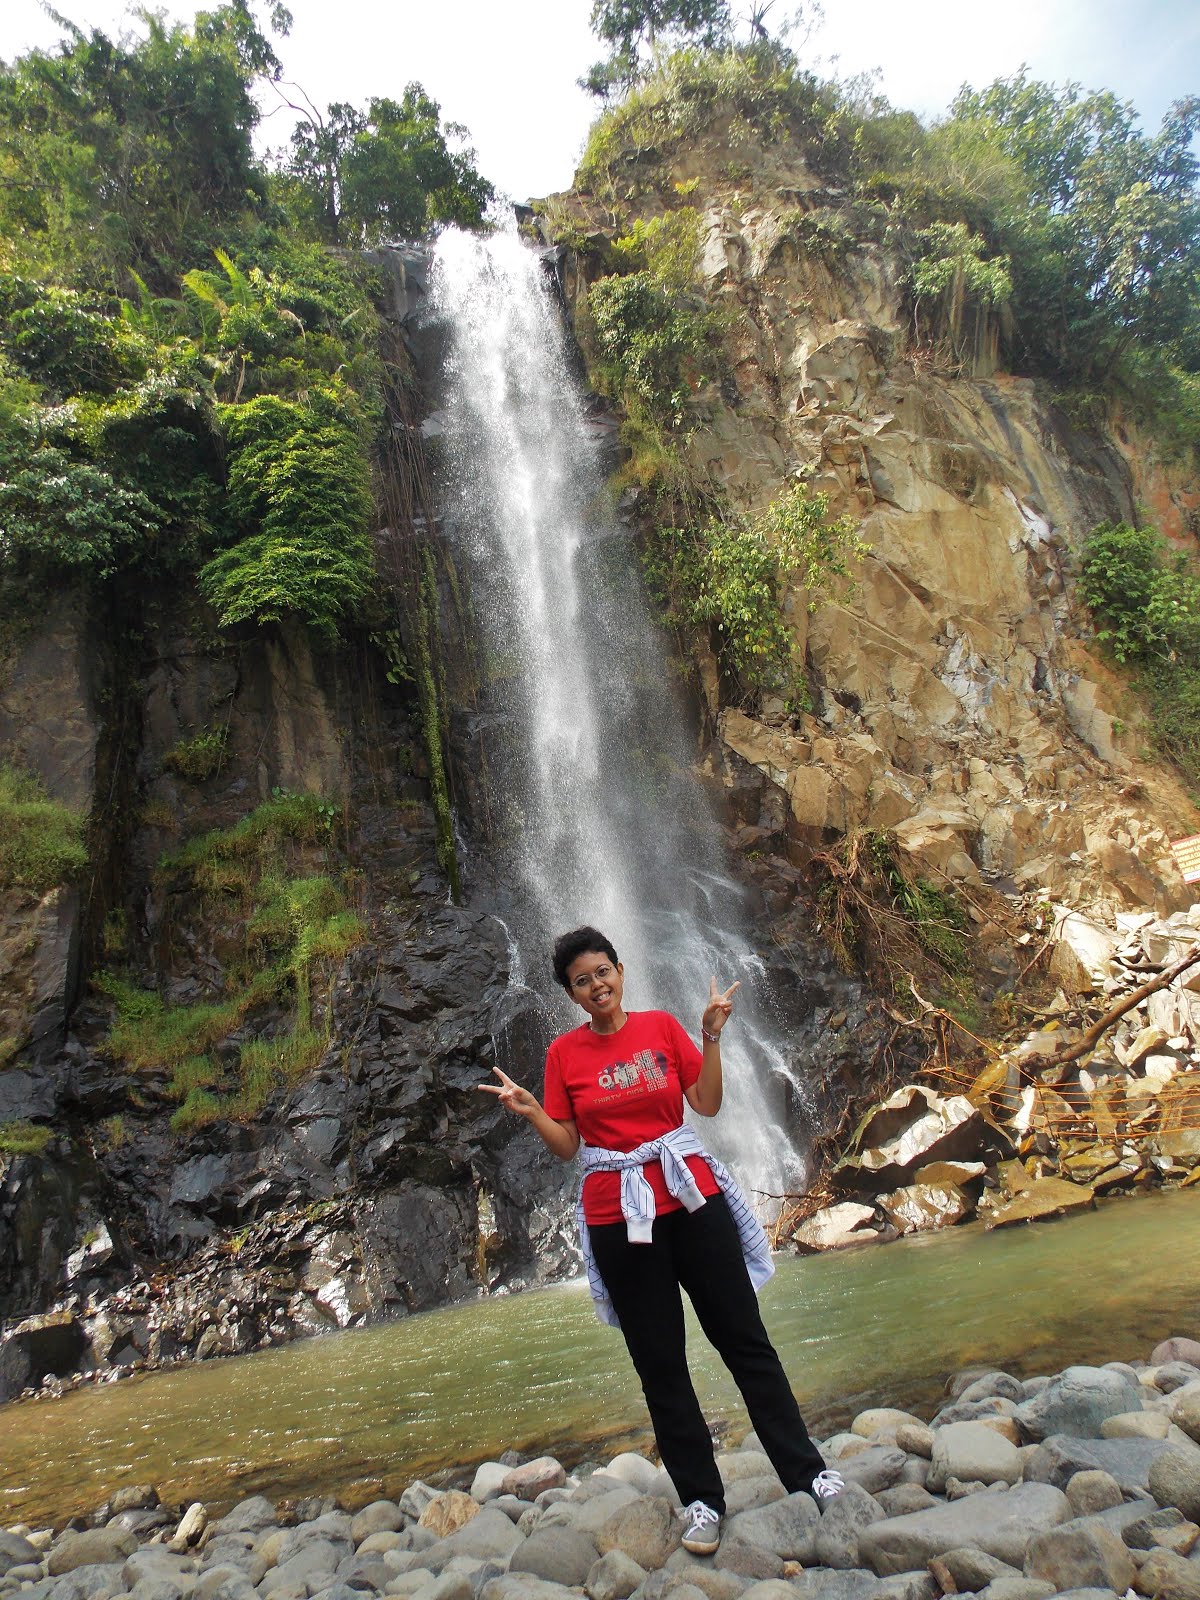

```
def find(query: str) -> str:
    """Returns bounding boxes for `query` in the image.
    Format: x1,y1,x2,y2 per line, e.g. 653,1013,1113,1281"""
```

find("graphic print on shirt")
597,1048,668,1094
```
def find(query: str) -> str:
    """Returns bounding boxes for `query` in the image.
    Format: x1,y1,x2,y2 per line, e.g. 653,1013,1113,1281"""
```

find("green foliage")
0,1120,53,1156
584,0,733,98
103,791,361,1131
199,387,375,637
162,730,228,782
648,481,867,701
0,764,88,893
0,3,282,285
1080,519,1200,785
280,84,493,246
588,270,715,429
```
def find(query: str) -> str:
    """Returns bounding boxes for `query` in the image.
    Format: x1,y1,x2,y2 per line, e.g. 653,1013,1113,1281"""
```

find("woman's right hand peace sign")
477,1066,541,1119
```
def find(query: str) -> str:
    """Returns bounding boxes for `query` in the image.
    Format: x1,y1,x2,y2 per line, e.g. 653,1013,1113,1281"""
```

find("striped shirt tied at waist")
577,1123,774,1328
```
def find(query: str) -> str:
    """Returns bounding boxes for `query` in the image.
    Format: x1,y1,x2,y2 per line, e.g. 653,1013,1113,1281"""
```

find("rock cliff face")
549,136,1200,919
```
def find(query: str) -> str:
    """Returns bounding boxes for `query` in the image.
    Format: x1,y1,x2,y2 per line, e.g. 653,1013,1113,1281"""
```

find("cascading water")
428,225,807,1201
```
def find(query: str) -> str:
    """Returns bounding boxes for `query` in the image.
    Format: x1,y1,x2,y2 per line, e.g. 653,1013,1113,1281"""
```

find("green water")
3,1188,1200,1527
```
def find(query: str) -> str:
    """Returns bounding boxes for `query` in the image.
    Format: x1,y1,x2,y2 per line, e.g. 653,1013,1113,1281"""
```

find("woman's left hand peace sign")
701,975,740,1039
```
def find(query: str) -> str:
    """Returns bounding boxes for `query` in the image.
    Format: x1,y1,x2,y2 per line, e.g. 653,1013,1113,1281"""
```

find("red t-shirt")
542,1010,719,1225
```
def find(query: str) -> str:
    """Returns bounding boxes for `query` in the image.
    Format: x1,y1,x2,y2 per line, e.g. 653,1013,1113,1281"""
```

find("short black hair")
552,926,619,992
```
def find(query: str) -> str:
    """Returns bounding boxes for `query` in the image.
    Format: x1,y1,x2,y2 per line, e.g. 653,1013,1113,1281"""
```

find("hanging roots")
810,830,971,996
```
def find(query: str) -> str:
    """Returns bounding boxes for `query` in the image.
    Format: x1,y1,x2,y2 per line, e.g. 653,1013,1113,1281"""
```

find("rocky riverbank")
6,1335,1200,1600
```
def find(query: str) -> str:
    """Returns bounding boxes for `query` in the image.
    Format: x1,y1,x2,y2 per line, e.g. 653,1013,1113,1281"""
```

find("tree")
0,2,286,284
582,0,733,96
278,85,493,245
947,73,1200,380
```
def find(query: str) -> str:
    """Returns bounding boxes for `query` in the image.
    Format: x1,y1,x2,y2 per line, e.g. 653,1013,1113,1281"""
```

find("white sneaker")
680,1500,722,1554
811,1469,845,1504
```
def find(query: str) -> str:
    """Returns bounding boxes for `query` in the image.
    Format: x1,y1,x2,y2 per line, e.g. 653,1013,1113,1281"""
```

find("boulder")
726,1492,820,1561
1149,1449,1200,1522
1133,1547,1200,1599
836,1447,909,1496
48,1533,137,1577
831,1085,1013,1195
584,1548,646,1600
859,1482,1072,1575
1014,1367,1145,1441
792,1202,877,1252
929,1424,1024,1489
417,1494,478,1539
813,1484,886,1570
1065,1472,1125,1515
985,1178,1096,1229
499,1458,566,1501
508,1526,597,1586
1024,1520,1137,1594
593,1497,681,1571
1152,1340,1200,1370
1026,1435,1175,1494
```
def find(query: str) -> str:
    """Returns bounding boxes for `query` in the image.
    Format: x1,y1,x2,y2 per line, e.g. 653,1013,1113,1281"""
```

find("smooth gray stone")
50,1538,138,1579
1023,1519,1137,1595
722,1480,783,1517
859,1482,1073,1576
583,1548,646,1600
876,1576,937,1600
1123,1505,1187,1547
191,1571,257,1600
814,1485,885,1571
1149,1446,1200,1521
932,1546,1022,1589
477,1577,574,1600
307,1585,368,1600
47,1567,127,1600
594,1499,680,1572
129,1578,186,1600
484,1496,531,1524
565,1488,641,1535
349,1509,403,1548
1156,1363,1200,1395
711,1535,783,1582
261,1548,342,1596
661,1551,750,1598
730,1584,794,1600
507,1527,597,1587
789,1571,882,1600
200,1543,266,1584
1041,1591,1120,1600
1023,1433,1173,1493
875,1486,938,1517
981,1581,1056,1600
212,1504,279,1538
929,1424,1022,1491
1014,1369,1144,1443
957,1375,1026,1407
726,1491,819,1562
0,1535,39,1576
935,1398,1019,1428
416,1510,524,1574
836,1448,908,1497
332,1554,392,1591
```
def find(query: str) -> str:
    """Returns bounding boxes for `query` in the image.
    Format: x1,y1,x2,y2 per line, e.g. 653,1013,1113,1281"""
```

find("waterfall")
428,225,808,1203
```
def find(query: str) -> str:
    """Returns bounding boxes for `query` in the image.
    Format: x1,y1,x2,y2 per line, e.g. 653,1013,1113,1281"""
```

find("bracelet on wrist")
701,1027,721,1044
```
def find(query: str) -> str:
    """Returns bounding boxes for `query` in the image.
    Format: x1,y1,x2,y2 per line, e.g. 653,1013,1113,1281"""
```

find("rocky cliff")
545,117,1200,921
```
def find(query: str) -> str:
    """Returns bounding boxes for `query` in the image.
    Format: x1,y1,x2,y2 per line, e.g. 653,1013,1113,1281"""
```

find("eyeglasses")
570,963,616,993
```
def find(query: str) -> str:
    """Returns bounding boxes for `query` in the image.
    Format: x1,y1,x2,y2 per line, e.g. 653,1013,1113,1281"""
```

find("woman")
480,924,842,1556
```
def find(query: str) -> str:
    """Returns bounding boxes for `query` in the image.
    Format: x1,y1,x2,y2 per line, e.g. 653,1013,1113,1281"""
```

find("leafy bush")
588,270,716,428
161,730,228,782
1080,519,1200,783
648,481,867,701
199,389,375,638
0,765,88,892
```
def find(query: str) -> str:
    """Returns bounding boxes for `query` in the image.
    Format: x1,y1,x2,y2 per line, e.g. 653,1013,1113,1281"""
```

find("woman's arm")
478,1067,580,1159
684,976,741,1117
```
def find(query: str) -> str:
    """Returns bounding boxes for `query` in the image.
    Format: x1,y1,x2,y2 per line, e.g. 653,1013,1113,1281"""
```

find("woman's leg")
672,1194,827,1494
589,1216,726,1513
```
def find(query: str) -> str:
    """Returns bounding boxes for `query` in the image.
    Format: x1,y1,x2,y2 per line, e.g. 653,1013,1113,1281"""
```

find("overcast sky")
3,0,1197,203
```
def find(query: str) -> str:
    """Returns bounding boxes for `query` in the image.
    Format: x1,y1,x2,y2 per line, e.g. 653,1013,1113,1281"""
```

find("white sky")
2,0,1197,203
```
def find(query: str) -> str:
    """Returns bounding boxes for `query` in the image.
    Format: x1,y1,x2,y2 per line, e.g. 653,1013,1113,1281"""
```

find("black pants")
589,1192,826,1514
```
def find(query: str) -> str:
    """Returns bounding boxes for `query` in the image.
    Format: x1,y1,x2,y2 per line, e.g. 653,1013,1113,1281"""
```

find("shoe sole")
681,1535,720,1555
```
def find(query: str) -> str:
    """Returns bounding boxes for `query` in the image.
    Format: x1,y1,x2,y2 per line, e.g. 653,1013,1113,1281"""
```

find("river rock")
1134,1548,1200,1599
584,1548,645,1600
350,1505,404,1545
1103,1411,1172,1440
792,1202,876,1252
711,1532,783,1581
1014,1367,1145,1440
168,1504,207,1552
663,1549,757,1598
876,1486,939,1517
716,1451,774,1485
594,1497,680,1571
192,1566,256,1600
929,1423,1024,1489
507,1527,597,1586
726,1492,819,1562
828,1447,905,1497
0,1533,38,1574
1065,1472,1124,1515
929,1547,1023,1591
813,1484,884,1570
45,1566,127,1600
1124,1509,1189,1549
895,1424,934,1458
852,1408,925,1437
422,1508,523,1571
1025,1434,1173,1492
211,1500,278,1537
563,1487,642,1534
983,1581,1056,1600
1172,1391,1200,1445
417,1495,477,1539
108,1488,160,1517
600,1456,663,1496
960,1374,1028,1406
1025,1519,1137,1594
1153,1341,1200,1370
860,1481,1072,1575
262,1545,341,1595
788,1571,886,1600
1152,1364,1200,1395
723,1478,784,1516
49,1534,138,1577
499,1459,566,1501
1149,1450,1200,1521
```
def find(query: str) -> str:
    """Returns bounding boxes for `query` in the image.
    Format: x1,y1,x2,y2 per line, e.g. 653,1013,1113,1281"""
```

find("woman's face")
564,949,625,1027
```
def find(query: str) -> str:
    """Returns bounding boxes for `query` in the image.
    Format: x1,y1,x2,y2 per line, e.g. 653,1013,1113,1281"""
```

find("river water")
4,1189,1200,1526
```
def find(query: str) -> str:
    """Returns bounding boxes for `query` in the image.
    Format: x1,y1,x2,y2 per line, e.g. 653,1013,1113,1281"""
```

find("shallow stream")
4,1189,1199,1526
